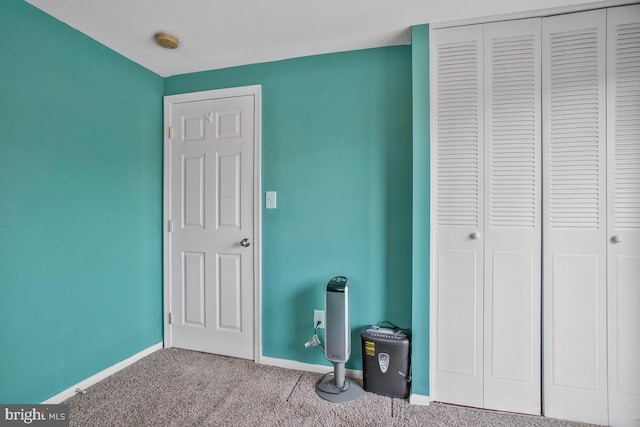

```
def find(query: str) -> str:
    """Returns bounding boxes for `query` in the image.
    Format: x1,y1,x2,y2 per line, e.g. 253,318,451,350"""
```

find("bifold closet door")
542,9,608,425
433,23,485,409
483,18,541,415
607,5,640,427
433,19,541,414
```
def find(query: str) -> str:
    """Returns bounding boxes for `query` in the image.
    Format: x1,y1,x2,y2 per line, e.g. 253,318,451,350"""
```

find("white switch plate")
314,310,325,329
266,191,277,209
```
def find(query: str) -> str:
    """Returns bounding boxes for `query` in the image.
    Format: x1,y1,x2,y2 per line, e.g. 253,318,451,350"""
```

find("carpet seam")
286,373,304,402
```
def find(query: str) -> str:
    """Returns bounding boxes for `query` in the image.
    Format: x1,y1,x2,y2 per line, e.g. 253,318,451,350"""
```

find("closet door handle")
611,235,623,244
470,231,481,240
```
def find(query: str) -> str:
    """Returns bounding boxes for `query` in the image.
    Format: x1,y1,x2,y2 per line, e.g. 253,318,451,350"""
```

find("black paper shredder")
360,326,411,398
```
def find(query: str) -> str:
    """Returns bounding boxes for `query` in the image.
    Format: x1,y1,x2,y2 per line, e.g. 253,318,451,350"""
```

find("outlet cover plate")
314,310,325,329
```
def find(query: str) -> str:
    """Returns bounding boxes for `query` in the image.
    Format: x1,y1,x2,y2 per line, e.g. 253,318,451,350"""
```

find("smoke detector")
155,32,179,49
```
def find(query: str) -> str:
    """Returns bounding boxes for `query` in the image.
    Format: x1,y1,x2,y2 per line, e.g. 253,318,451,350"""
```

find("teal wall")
411,24,431,396
165,47,414,369
0,0,427,402
0,0,164,403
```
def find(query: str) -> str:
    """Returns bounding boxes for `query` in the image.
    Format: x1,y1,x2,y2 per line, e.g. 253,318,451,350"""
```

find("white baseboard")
41,342,163,404
409,393,431,406
260,356,363,380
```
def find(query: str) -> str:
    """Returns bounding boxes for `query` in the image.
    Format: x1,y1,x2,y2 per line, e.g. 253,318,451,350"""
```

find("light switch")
266,191,277,209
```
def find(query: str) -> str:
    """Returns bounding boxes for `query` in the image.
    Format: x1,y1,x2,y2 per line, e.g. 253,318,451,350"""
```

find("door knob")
611,235,623,244
470,231,480,240
240,238,251,247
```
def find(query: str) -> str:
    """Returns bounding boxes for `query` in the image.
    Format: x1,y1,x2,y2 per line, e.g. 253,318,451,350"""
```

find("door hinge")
168,126,174,140
168,313,173,325
168,220,174,232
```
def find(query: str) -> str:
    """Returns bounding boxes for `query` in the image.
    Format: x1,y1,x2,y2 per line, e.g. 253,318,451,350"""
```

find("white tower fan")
315,276,363,403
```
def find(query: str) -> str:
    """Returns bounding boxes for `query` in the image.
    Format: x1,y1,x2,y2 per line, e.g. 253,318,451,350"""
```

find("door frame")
162,85,263,362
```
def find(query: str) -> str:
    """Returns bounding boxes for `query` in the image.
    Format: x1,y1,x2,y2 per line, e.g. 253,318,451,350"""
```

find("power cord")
316,371,351,394
313,319,352,393
377,320,412,338
314,320,324,350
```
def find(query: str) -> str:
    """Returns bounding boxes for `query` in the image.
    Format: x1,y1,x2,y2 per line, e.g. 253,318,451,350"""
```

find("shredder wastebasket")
360,326,411,398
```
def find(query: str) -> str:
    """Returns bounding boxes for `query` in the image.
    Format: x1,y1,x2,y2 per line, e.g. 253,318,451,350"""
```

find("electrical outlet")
313,310,325,329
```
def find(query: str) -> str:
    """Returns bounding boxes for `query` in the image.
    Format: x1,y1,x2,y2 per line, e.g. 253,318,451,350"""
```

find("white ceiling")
26,0,605,77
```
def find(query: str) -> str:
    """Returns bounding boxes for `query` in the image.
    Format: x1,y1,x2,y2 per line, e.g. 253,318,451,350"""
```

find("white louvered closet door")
432,24,485,409
483,18,541,415
542,10,608,426
607,5,640,427
433,20,542,413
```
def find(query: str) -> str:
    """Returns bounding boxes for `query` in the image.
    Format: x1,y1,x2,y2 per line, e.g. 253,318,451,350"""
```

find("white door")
432,23,485,408
433,20,542,413
483,18,541,415
542,10,608,425
607,5,640,426
165,87,260,360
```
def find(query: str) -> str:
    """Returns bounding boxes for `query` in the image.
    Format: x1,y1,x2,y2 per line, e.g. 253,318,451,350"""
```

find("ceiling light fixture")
155,32,179,49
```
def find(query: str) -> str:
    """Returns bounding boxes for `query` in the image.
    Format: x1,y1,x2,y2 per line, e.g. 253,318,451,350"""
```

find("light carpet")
64,348,598,426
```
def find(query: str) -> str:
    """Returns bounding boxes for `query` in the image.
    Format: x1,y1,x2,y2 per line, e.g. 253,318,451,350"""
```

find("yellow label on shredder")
365,340,376,356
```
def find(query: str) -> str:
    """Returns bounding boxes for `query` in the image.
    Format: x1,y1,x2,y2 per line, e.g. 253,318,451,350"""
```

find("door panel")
217,253,242,331
437,250,479,377
487,252,536,378
542,10,608,425
551,254,601,389
607,5,640,426
183,251,205,327
183,155,205,228
169,94,255,359
432,23,484,408
483,18,541,415
218,153,241,228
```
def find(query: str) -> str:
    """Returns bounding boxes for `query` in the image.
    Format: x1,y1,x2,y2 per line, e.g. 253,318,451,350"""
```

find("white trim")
428,24,437,405
260,356,363,380
162,92,172,349
252,86,263,364
41,343,162,404
163,85,262,104
162,85,263,363
409,394,431,406
430,0,635,29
